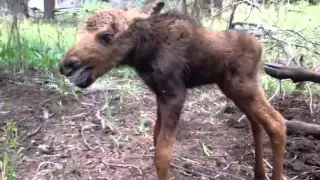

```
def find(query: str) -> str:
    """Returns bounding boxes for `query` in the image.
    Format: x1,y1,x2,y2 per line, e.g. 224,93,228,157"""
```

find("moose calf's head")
59,9,131,88
59,1,165,88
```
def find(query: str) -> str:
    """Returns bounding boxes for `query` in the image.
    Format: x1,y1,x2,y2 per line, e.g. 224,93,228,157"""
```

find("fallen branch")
237,118,320,138
292,169,320,180
265,62,320,83
286,120,320,137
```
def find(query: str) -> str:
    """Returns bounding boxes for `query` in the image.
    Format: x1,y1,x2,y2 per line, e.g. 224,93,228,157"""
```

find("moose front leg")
153,98,161,147
154,89,186,180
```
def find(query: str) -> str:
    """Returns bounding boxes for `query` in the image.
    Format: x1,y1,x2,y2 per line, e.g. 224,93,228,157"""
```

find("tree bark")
181,0,187,15
44,0,55,20
213,0,223,8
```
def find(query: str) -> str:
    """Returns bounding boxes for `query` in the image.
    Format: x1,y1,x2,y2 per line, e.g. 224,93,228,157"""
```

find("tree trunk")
44,0,55,20
191,0,201,24
181,0,188,15
201,0,212,16
213,0,223,8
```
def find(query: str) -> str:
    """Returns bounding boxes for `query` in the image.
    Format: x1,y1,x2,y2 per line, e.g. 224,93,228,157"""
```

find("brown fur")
59,9,286,180
77,1,164,34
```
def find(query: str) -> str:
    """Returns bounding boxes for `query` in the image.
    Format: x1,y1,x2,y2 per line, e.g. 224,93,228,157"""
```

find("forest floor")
0,69,320,180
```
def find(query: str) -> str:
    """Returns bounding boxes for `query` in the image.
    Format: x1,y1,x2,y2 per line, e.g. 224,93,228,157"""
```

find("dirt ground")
0,69,319,180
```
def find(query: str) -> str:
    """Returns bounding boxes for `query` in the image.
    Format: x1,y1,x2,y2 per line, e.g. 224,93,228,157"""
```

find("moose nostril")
64,59,79,68
59,63,64,75
59,63,74,76
59,57,82,76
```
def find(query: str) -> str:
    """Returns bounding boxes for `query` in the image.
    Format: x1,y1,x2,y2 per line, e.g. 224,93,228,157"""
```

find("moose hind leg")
250,88,286,180
235,103,266,179
219,80,286,180
220,89,266,179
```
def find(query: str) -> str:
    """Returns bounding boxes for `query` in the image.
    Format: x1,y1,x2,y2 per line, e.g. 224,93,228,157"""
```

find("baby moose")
59,7,286,180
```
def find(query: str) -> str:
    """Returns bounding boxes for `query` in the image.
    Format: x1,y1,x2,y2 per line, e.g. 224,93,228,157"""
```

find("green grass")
0,1,111,70
0,120,20,180
0,3,318,92
0,21,75,70
0,2,318,95
221,3,320,95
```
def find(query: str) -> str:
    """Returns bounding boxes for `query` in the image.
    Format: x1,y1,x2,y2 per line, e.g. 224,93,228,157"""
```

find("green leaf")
8,168,16,180
138,119,149,135
3,151,8,173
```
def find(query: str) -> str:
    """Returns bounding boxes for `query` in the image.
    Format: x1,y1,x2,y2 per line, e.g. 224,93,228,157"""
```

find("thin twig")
214,161,237,179
16,114,33,124
96,110,106,129
32,161,62,180
38,95,63,106
263,159,288,180
174,155,202,165
171,163,216,180
305,83,314,114
285,29,320,47
269,35,320,56
171,163,246,180
263,158,273,169
102,161,142,175
223,161,236,170
80,125,97,150
16,95,63,125
292,169,320,180
22,123,45,141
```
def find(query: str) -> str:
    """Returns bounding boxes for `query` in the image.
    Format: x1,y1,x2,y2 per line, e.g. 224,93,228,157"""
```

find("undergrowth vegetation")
0,2,318,96
0,120,19,180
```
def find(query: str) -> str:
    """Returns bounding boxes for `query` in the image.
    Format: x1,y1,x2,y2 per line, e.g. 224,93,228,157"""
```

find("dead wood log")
286,120,320,137
265,62,320,83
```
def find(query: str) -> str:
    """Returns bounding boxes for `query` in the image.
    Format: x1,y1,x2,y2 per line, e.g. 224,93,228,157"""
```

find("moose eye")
100,34,113,45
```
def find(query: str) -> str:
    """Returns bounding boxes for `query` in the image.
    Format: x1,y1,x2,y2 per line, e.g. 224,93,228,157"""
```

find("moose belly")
184,69,217,89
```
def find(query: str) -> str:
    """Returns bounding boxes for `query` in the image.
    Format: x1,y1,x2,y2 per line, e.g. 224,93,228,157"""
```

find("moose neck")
119,21,159,75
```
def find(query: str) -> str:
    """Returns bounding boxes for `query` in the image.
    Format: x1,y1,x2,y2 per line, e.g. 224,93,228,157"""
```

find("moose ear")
150,1,165,16
126,0,165,16
110,21,119,32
